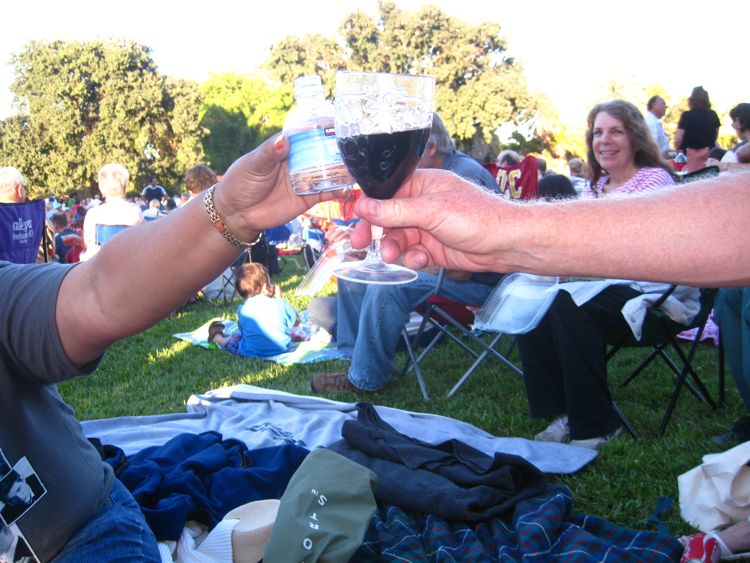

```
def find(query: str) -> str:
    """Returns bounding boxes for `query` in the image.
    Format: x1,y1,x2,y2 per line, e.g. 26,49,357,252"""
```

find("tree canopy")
0,5,552,198
0,40,204,199
266,2,541,161
199,73,290,174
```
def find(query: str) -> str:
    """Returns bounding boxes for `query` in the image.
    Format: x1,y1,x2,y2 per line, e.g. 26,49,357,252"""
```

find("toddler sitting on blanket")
209,263,302,357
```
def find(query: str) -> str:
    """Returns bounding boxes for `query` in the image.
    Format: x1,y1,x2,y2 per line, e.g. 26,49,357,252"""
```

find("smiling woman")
511,99,681,450
584,99,674,196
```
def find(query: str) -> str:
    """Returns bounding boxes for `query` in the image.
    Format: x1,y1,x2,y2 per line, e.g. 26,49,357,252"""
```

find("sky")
1,0,748,132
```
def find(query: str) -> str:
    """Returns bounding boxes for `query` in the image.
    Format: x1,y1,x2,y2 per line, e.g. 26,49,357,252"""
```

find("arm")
56,136,334,366
673,128,685,151
350,169,750,287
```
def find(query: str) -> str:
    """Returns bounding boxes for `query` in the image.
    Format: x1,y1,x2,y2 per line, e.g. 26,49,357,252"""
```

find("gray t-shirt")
0,261,112,561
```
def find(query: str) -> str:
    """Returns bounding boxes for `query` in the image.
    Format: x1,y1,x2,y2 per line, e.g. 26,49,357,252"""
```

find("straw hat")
223,499,280,563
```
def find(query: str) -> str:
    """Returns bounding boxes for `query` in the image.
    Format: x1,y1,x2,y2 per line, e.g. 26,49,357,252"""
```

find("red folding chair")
400,270,522,399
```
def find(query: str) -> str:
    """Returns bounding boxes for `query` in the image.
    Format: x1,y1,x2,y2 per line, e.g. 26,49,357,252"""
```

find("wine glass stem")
363,225,384,268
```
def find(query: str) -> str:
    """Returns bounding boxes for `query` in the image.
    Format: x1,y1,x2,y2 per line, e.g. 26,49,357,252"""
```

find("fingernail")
365,198,381,217
273,134,284,150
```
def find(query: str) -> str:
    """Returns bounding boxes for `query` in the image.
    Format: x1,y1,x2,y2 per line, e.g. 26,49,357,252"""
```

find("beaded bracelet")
203,184,258,249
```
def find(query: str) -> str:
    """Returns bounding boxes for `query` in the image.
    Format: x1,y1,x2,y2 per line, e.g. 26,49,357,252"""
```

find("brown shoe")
311,372,357,393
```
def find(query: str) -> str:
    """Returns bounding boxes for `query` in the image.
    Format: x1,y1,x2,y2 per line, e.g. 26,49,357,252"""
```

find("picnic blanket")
81,389,675,561
82,385,598,475
172,317,345,365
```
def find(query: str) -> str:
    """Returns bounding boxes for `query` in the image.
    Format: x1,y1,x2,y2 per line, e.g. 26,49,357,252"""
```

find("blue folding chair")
95,224,130,246
266,224,292,246
0,200,51,263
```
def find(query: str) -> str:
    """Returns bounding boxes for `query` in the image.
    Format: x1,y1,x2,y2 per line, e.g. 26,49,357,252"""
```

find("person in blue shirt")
209,262,299,357
50,212,81,263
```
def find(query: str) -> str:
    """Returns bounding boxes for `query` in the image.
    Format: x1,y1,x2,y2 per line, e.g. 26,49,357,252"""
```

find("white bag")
678,441,750,532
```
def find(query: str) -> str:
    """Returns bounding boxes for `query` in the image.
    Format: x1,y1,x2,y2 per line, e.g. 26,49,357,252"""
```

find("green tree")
264,35,345,99
199,72,290,173
265,2,541,161
164,78,207,182
0,40,204,199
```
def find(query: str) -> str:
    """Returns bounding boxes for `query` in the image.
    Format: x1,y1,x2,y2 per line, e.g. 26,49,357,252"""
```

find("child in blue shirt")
209,263,299,357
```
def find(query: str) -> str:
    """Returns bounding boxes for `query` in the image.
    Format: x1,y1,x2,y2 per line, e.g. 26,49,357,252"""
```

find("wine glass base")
334,260,418,285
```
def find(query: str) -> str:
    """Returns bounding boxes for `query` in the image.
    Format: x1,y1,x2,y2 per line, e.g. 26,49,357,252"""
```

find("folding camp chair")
301,226,325,270
678,165,719,185
400,269,523,400
605,286,722,437
0,199,51,263
198,249,252,305
95,224,130,246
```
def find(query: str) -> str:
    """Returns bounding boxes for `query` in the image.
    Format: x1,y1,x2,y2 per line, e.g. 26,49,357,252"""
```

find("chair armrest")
651,285,677,308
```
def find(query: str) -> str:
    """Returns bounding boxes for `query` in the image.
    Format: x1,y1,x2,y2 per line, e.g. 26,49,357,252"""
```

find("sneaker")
311,372,357,393
534,415,570,443
680,532,720,563
569,425,624,450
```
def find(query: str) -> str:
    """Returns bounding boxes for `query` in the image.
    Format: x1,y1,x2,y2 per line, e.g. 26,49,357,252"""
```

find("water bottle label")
288,128,344,173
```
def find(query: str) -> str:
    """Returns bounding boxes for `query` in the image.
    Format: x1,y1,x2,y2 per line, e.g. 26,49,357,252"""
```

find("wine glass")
333,71,434,284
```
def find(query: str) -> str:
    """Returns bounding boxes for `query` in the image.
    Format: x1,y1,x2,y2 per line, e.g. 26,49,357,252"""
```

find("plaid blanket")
355,485,681,562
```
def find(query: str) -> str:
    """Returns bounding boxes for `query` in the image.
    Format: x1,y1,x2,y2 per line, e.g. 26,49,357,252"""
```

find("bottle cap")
294,75,324,99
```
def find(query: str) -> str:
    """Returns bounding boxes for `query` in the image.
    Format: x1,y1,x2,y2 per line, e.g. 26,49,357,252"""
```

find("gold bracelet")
203,184,258,249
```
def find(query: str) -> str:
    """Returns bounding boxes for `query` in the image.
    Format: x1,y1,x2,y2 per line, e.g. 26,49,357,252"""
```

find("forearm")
500,173,750,286
57,194,248,365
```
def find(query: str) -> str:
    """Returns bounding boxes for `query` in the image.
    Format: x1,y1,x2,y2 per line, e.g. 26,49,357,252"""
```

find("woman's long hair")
585,99,672,186
688,86,711,111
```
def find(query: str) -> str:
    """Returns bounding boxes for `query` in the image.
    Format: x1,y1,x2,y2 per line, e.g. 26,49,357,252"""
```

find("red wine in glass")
333,71,434,285
337,127,431,200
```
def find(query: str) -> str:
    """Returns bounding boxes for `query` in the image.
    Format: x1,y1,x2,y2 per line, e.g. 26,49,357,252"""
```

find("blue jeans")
51,479,160,563
714,288,750,411
336,272,495,391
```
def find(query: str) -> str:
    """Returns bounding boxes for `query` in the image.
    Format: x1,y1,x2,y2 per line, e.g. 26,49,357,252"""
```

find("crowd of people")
0,164,219,266
2,84,750,561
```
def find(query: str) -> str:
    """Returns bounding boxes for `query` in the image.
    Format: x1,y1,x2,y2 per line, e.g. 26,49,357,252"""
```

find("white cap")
293,75,324,99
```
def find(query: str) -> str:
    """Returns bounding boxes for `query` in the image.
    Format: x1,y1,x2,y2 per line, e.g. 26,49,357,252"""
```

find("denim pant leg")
336,279,368,359
714,288,750,411
51,479,160,563
308,296,337,338
344,272,494,391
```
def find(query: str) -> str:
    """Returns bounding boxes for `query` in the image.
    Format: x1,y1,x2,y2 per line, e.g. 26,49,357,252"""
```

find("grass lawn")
57,255,744,537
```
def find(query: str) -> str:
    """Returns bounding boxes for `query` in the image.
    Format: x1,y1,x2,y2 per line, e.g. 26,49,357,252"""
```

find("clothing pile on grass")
92,401,682,562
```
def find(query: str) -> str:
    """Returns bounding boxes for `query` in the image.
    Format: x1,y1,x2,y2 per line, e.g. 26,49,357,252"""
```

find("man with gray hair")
645,95,670,154
310,113,502,394
80,163,143,260
419,113,499,192
0,167,26,204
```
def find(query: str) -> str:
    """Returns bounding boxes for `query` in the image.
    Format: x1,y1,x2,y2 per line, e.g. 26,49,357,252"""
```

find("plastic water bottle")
284,75,353,195
673,151,688,173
